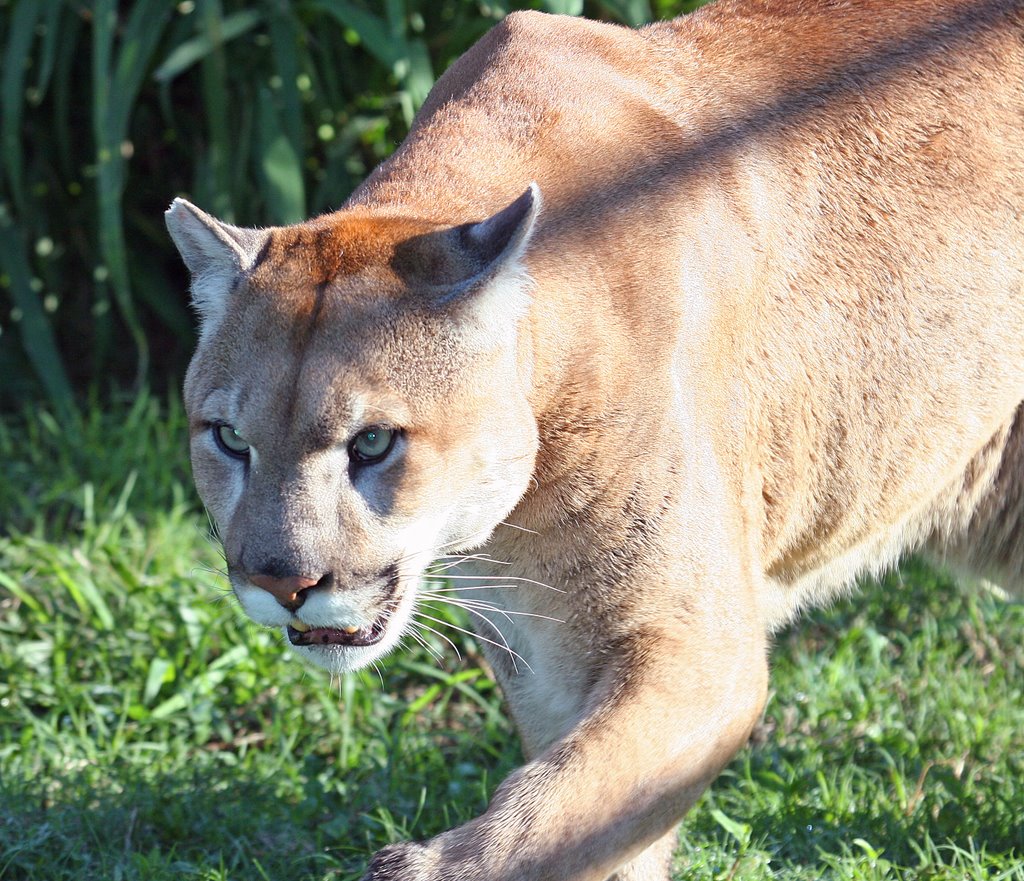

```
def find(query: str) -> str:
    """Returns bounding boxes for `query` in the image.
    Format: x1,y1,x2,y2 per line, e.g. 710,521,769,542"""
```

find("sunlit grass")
1,398,1021,880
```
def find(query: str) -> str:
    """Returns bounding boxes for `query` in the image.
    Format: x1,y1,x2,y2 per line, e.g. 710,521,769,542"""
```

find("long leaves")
0,218,73,415
0,0,705,410
95,0,178,387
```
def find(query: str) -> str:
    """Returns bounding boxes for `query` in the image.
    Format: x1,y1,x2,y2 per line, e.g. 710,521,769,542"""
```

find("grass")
0,396,1021,880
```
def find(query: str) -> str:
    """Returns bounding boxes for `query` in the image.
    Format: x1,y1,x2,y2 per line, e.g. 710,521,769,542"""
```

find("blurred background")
0,0,704,413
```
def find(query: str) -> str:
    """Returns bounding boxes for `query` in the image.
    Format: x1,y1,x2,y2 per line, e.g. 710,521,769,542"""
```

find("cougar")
165,1,1024,878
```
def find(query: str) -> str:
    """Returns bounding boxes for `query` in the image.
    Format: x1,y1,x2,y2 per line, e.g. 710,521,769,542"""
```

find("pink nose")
248,573,320,609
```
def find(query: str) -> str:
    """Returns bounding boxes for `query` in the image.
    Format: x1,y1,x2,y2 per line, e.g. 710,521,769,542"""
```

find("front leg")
361,592,769,881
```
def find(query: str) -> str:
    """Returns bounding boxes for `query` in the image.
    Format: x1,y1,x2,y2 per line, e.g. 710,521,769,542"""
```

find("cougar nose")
248,573,322,612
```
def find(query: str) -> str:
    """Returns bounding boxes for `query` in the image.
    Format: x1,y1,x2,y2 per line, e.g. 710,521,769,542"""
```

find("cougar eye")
349,426,396,464
213,423,250,459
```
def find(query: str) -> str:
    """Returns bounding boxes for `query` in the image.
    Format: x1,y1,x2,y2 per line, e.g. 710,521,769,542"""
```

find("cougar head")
166,188,541,674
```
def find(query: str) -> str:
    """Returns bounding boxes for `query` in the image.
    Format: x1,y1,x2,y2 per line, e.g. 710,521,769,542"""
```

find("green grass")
1,398,1022,880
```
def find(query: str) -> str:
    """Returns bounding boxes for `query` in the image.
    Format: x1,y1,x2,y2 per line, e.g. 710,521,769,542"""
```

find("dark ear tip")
507,182,542,226
514,182,540,212
525,181,541,208
463,183,542,265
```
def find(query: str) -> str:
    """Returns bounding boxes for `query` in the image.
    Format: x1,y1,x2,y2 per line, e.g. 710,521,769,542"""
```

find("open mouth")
286,596,400,648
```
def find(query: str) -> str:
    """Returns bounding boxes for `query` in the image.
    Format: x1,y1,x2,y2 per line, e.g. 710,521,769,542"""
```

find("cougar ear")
164,198,270,332
429,184,541,349
459,183,540,283
446,183,544,305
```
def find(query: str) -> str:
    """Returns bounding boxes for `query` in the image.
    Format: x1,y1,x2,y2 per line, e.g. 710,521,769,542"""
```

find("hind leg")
928,403,1024,595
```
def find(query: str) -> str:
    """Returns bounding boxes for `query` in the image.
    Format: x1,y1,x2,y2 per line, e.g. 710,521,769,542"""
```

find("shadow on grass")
691,558,1024,874
1,764,354,880
728,768,1024,867
0,732,519,881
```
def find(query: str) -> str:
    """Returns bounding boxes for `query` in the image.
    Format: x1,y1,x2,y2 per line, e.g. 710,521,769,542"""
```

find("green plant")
0,0,707,414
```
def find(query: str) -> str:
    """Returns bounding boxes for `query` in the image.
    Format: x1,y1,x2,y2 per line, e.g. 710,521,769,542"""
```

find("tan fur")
166,1,1024,878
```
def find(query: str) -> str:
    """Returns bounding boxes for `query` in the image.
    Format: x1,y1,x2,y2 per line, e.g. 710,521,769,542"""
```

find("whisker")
413,620,463,662
397,526,527,572
193,573,231,588
419,639,447,668
417,519,524,560
201,594,233,608
406,628,445,666
414,611,532,674
421,595,516,627
429,529,491,555
192,565,229,580
425,559,475,575
470,554,514,566
423,573,563,592
419,595,565,624
433,553,514,567
195,505,223,545
430,553,509,564
369,662,385,690
499,520,538,535
425,553,513,574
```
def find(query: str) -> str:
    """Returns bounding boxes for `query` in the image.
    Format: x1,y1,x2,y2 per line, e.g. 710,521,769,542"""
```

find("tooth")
342,625,359,634
289,618,310,632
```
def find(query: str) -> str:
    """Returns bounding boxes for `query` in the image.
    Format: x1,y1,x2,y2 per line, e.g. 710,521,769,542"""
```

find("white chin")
288,639,399,675
284,588,416,675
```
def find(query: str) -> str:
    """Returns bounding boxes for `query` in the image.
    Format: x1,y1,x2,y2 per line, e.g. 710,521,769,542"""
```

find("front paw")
361,841,437,881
